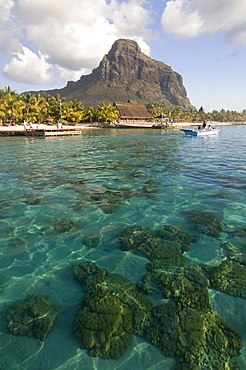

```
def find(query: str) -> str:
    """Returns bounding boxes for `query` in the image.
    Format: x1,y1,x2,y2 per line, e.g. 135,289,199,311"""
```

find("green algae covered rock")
99,202,120,214
139,263,243,369
72,261,243,367
145,300,242,369
119,225,155,251
26,195,49,205
185,209,223,237
227,227,246,237
145,301,179,357
141,265,211,311
139,238,187,270
90,187,136,214
142,179,162,194
119,225,196,270
6,294,57,340
83,234,101,248
203,259,246,298
73,260,109,286
143,295,243,369
221,242,246,265
176,308,243,369
72,261,152,337
155,225,198,252
54,218,78,233
73,291,132,359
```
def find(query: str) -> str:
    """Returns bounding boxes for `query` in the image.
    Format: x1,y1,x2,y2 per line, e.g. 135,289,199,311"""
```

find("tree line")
145,103,246,123
0,86,119,125
1,86,246,125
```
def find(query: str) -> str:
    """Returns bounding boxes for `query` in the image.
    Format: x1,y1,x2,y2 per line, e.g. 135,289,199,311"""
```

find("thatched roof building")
113,100,151,121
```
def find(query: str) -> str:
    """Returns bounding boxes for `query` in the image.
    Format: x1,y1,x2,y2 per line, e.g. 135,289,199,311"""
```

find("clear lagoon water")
0,125,246,369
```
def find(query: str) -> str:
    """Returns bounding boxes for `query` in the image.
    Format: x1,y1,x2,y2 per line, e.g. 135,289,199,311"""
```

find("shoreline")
0,121,244,134
0,123,94,132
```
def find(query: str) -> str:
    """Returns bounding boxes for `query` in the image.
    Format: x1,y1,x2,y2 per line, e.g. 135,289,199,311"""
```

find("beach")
0,123,94,131
0,121,240,135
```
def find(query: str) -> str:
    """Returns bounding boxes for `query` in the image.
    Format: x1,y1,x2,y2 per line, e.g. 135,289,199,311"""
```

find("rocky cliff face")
37,39,193,110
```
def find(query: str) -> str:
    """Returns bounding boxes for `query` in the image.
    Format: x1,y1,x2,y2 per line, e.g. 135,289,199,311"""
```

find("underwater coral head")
54,218,78,233
72,291,133,359
185,209,223,237
6,294,57,340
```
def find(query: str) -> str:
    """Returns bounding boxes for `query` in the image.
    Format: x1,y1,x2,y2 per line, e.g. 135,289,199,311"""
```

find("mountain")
31,39,193,110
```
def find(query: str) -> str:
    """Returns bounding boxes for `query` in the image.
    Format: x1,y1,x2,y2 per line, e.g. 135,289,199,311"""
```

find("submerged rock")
141,265,210,311
185,209,223,237
145,303,243,370
72,261,152,339
140,238,187,270
140,265,243,369
71,258,243,367
142,180,162,194
91,187,135,214
221,242,246,265
155,225,198,252
119,225,155,251
6,294,57,340
175,308,242,369
83,234,101,248
25,195,49,205
227,228,246,237
145,301,179,357
54,218,78,233
119,225,198,270
99,202,120,214
203,259,246,298
73,291,133,359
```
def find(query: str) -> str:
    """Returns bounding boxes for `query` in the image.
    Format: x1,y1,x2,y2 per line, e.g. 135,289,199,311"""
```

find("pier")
0,125,85,137
27,127,82,137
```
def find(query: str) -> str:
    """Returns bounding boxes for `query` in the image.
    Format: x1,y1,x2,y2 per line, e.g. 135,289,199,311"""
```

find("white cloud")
161,0,246,45
3,47,55,84
112,0,153,38
1,0,153,86
161,0,203,38
0,0,22,53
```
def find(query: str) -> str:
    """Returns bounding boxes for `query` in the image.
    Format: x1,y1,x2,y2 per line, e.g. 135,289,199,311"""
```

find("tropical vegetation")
145,102,246,123
0,86,246,125
0,87,119,125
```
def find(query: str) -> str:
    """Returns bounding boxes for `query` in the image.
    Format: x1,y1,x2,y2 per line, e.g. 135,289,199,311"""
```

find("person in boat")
202,121,207,129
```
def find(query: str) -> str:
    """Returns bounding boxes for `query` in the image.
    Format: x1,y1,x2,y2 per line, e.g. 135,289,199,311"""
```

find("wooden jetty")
27,127,82,137
0,127,82,137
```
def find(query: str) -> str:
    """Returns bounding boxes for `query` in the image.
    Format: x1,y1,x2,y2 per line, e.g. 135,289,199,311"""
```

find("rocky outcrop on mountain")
34,39,193,110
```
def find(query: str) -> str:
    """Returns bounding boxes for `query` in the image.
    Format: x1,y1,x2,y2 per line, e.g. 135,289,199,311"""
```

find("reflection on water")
0,126,246,369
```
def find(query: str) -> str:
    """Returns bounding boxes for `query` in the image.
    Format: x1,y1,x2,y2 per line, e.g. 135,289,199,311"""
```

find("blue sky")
1,0,246,112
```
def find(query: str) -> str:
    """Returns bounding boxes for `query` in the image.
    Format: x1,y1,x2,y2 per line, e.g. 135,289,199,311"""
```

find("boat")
180,128,220,136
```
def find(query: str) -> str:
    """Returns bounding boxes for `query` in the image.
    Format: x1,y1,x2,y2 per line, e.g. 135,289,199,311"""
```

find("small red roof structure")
113,100,151,121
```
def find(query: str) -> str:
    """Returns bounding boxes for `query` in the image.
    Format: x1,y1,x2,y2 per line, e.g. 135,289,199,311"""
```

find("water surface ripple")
0,125,246,369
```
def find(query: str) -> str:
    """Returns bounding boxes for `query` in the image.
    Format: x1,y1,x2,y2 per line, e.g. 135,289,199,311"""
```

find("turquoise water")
0,125,246,369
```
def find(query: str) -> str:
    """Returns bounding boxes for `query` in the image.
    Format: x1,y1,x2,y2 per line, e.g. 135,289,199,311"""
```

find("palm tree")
33,94,49,123
145,102,162,117
170,106,183,121
97,101,119,122
20,93,35,119
84,106,97,123
62,100,84,124
48,94,65,121
4,92,24,122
